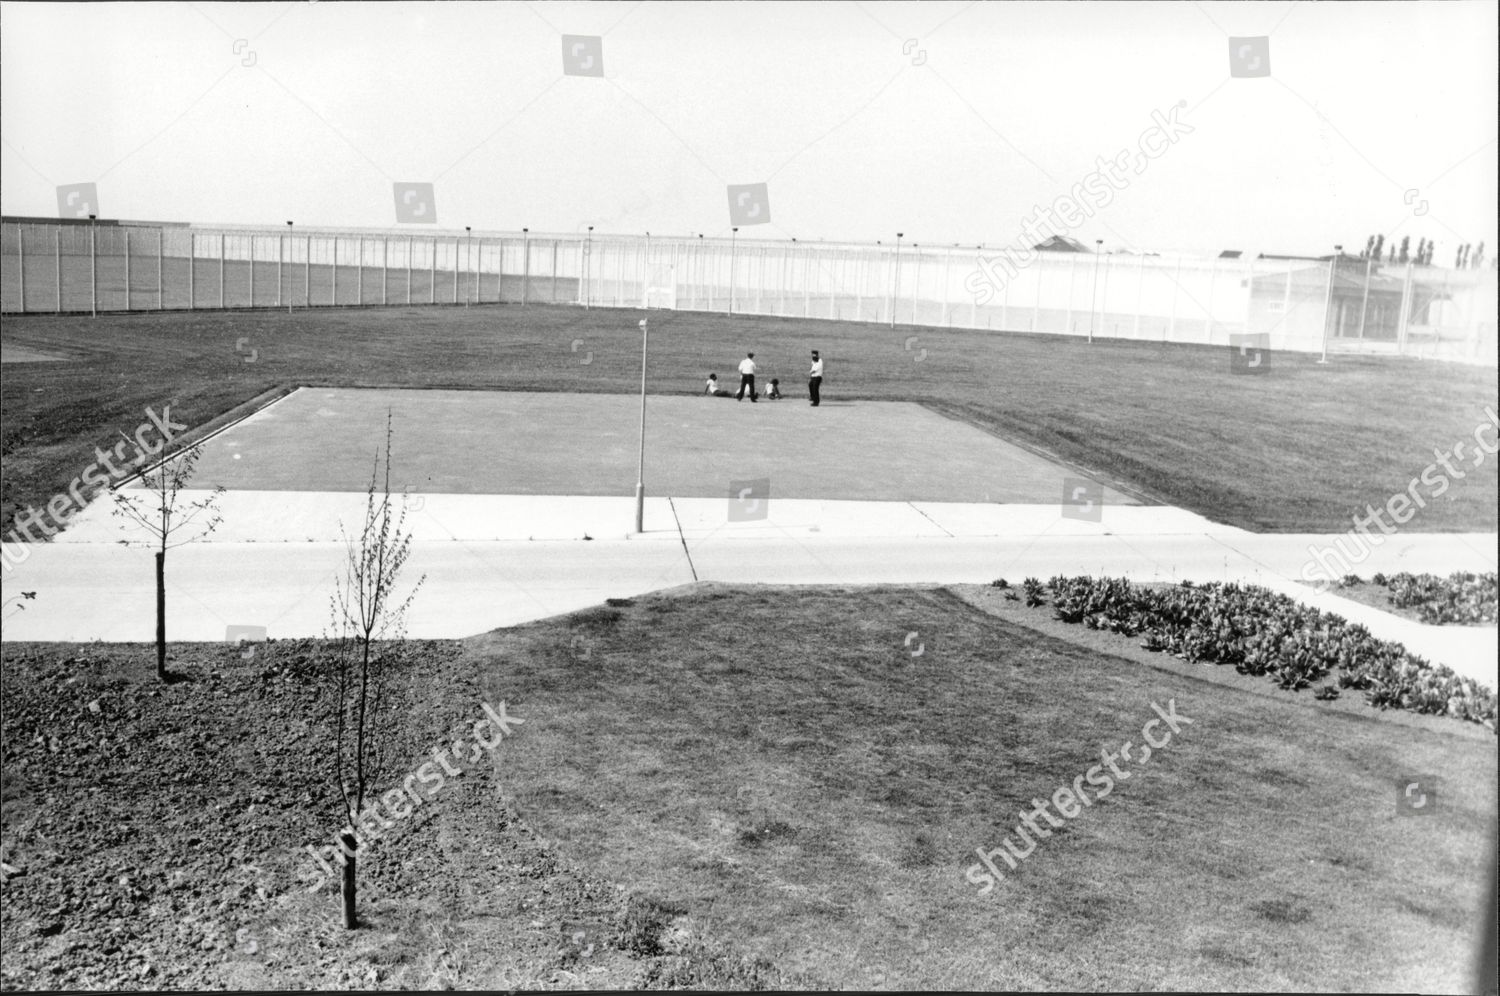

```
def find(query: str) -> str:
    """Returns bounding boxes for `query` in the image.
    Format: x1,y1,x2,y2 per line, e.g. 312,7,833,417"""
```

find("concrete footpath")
3,493,1495,689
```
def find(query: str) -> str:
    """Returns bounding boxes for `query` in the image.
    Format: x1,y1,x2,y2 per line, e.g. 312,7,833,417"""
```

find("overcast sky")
2,1,1495,259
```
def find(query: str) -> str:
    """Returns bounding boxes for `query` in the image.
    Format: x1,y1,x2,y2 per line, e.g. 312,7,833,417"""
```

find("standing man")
736,352,758,402
808,349,824,406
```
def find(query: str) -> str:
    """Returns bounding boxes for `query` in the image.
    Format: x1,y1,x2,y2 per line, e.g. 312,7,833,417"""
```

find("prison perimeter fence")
2,218,1494,364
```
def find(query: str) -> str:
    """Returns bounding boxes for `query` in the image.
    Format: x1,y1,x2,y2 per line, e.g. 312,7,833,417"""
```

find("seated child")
705,373,730,397
765,378,783,400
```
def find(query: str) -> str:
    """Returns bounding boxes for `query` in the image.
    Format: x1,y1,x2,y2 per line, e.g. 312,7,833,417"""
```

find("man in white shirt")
736,352,758,402
809,350,824,406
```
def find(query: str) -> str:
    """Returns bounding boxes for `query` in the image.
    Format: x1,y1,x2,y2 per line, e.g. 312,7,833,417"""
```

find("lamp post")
464,227,471,306
87,213,99,317
282,221,292,312
892,232,903,328
728,227,738,316
584,226,593,309
634,316,649,533
1318,244,1342,364
1089,239,1103,343
521,227,530,306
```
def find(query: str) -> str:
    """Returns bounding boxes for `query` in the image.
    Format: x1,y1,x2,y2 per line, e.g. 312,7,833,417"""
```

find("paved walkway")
4,493,1495,690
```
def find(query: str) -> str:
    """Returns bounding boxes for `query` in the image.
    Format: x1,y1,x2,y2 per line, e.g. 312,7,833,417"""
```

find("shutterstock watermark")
1301,406,1499,583
963,101,1192,307
0,405,188,574
965,699,1192,895
299,700,523,891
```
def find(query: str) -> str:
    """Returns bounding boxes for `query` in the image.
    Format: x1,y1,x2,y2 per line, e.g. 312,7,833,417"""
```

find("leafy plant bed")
1370,571,1497,625
999,575,1495,729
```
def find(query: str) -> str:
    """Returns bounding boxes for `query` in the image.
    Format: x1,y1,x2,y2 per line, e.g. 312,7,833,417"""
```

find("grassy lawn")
2,304,1496,534
487,585,1494,991
2,584,1491,990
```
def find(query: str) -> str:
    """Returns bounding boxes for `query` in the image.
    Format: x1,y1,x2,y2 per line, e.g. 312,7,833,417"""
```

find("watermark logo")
571,338,592,364
1301,406,1498,582
300,700,523,891
967,699,1191,894
728,477,770,521
570,634,592,660
232,38,257,67
1403,189,1429,217
393,182,436,224
56,183,98,219
236,337,258,363
562,35,604,77
1229,36,1270,78
1396,775,1437,816
903,631,925,657
1230,332,1270,375
226,624,267,660
727,183,771,227
902,38,926,66
904,336,927,362
1061,477,1103,522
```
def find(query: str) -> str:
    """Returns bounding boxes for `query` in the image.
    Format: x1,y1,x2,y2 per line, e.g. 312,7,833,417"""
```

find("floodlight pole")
634,316,649,533
89,214,97,317
1318,245,1342,364
1089,239,1103,343
892,233,903,328
728,227,738,316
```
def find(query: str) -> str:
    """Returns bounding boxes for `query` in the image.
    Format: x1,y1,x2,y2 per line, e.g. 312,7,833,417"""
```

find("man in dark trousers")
736,352,758,402
808,349,824,406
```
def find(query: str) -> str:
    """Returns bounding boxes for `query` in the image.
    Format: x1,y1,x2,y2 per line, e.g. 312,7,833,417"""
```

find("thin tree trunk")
341,831,358,928
155,551,166,681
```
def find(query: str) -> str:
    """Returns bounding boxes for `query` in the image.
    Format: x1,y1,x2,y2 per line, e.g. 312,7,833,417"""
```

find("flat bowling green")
176,387,1143,504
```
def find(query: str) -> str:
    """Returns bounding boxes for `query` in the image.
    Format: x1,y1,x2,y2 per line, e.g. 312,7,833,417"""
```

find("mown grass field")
2,584,1493,990
2,303,1495,535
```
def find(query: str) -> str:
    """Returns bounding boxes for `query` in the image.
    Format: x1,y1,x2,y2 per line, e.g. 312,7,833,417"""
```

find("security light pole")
892,232,903,328
89,214,97,317
728,227,738,316
634,316,649,533
1318,245,1342,364
1089,239,1103,343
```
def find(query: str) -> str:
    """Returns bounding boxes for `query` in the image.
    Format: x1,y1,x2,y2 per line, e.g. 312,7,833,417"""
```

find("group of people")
705,350,824,406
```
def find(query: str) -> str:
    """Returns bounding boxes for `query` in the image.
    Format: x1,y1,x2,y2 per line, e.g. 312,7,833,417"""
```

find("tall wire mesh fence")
3,219,1494,363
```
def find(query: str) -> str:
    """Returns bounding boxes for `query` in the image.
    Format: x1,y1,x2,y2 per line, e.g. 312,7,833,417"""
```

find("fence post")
1396,261,1413,354
90,221,97,317
189,233,195,309
430,237,435,304
1065,255,1075,333
452,237,458,304
1134,254,1145,339
333,237,338,305
1356,254,1372,340
407,236,412,305
357,236,363,305
1167,256,1181,341
125,231,131,311
1204,257,1217,342
305,235,310,307
248,235,254,307
1032,252,1043,332
219,233,225,309
17,224,24,312
55,227,62,313
382,236,388,305
552,240,559,303
278,231,284,309
159,229,164,310
522,230,530,306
